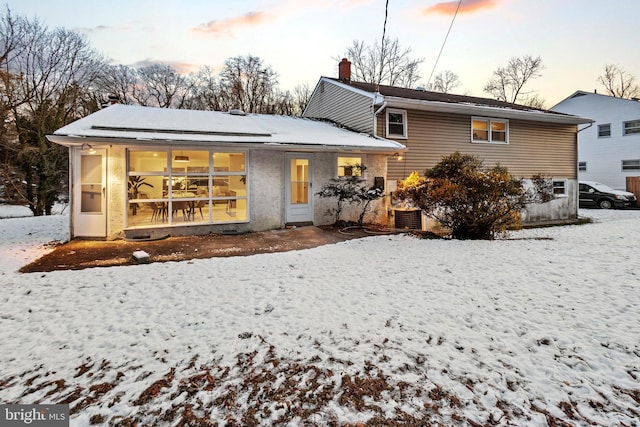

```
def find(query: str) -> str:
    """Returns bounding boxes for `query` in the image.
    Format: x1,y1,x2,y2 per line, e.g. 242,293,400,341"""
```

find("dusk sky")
5,0,640,107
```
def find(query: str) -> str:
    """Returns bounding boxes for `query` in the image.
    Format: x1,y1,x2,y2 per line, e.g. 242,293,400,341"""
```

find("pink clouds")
193,11,272,37
423,0,499,15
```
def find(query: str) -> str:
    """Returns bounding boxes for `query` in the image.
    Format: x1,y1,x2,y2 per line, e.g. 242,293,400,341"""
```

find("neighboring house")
303,59,592,224
47,104,404,240
551,90,640,190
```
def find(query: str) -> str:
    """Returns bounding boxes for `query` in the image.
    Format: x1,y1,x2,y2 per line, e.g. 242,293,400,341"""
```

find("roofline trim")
46,134,407,153
319,77,384,102
381,97,594,124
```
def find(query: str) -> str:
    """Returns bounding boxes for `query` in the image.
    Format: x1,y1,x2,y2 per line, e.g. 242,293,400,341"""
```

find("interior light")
174,150,190,162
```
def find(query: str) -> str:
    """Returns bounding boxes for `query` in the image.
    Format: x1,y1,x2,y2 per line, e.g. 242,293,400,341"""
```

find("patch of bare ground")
2,338,637,426
19,225,395,273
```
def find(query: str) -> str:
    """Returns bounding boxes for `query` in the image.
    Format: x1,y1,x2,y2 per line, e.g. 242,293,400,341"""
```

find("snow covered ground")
0,206,638,426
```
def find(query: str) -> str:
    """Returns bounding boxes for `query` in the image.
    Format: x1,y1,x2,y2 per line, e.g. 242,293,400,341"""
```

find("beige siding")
383,110,578,181
303,81,374,133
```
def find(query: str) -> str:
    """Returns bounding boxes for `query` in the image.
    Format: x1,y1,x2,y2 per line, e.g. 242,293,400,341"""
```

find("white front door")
285,154,313,224
74,148,107,237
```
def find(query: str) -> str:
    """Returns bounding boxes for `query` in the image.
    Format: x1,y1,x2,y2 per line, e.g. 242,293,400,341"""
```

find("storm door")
74,148,107,237
285,154,313,224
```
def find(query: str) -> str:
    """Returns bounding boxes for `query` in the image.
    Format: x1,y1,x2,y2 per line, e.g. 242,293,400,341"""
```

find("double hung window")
598,124,611,138
552,179,567,196
623,120,640,135
472,117,508,143
386,109,407,139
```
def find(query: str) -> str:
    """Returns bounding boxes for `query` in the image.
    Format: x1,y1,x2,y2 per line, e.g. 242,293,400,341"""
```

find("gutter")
46,134,405,154
383,97,593,125
372,99,387,137
576,122,594,133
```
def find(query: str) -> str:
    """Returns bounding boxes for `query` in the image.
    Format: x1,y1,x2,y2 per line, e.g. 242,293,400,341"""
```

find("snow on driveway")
0,208,638,425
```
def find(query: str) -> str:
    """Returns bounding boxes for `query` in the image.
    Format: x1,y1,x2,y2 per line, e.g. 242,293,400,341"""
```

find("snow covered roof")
49,104,405,153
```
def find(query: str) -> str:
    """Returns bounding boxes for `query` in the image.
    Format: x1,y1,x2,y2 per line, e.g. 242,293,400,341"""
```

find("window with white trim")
126,149,247,228
623,120,640,135
622,159,640,170
337,156,363,177
552,179,567,196
471,117,508,143
578,161,587,172
386,109,407,138
597,123,611,137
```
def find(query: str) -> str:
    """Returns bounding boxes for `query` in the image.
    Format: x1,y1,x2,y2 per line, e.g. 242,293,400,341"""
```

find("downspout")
577,122,593,133
573,121,593,218
372,99,387,137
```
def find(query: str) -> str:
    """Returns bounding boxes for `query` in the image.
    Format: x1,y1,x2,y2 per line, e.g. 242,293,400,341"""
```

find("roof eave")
46,134,406,154
382,97,593,125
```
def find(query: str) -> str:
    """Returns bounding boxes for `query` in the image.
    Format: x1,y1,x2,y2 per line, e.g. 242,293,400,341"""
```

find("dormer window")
386,109,407,139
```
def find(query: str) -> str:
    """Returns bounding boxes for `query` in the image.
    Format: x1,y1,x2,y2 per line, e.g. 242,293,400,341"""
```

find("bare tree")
484,55,543,104
522,93,546,109
597,64,640,99
0,7,104,215
426,70,460,93
338,38,423,88
185,66,223,111
0,6,32,110
218,55,278,113
95,64,139,105
135,64,194,108
292,83,312,115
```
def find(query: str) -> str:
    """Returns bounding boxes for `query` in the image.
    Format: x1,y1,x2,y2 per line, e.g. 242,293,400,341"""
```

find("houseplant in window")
128,176,154,215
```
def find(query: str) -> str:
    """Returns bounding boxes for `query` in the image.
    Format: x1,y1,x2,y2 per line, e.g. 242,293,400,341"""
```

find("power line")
426,0,462,88
378,0,389,85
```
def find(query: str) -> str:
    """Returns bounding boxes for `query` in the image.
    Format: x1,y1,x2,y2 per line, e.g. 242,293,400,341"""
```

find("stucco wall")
108,146,127,240
250,150,285,231
521,179,578,224
313,152,390,226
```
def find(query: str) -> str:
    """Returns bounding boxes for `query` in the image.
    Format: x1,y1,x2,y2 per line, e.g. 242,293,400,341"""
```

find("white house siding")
303,80,374,134
552,92,640,190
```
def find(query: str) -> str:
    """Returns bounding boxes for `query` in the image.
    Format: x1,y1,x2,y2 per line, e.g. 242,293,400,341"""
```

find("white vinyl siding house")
552,91,640,190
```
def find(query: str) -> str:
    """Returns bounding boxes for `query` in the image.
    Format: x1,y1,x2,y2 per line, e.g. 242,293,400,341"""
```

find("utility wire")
426,0,462,88
378,0,389,85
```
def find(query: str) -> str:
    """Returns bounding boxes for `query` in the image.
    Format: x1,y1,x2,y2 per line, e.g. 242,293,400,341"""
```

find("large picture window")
472,117,508,144
127,149,247,228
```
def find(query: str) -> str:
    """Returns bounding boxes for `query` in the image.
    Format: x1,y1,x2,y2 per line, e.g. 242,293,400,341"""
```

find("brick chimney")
338,58,351,82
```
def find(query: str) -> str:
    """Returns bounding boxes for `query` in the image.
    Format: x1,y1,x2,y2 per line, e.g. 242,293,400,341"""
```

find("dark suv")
579,181,638,209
